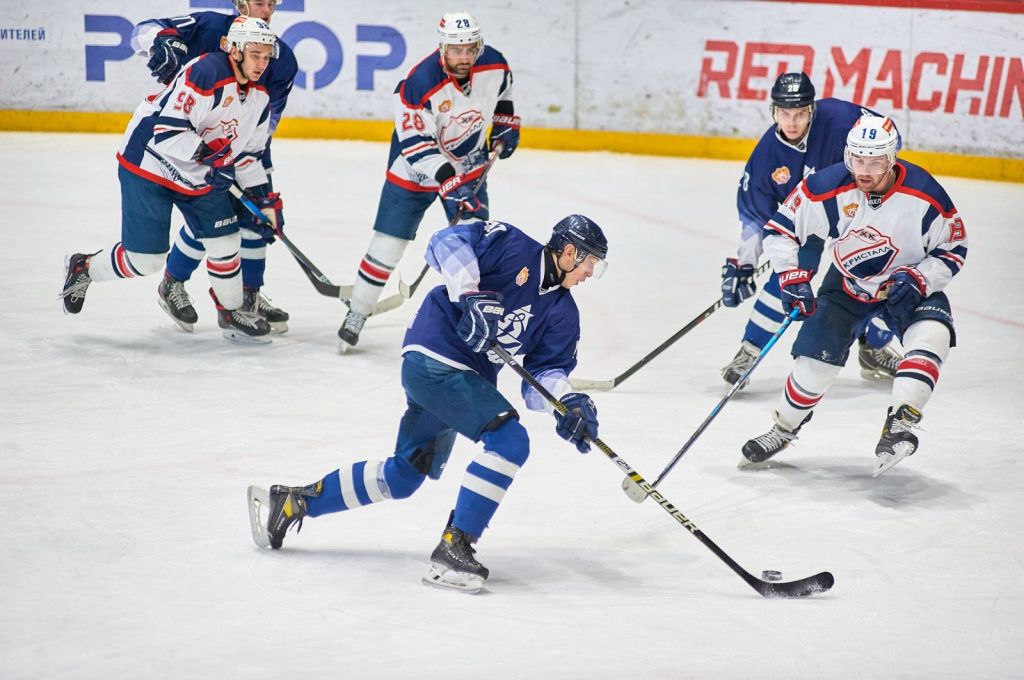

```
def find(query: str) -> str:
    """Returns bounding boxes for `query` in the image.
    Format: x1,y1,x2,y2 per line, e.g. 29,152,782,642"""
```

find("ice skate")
59,252,94,315
422,520,488,594
157,272,198,332
209,288,271,344
858,337,902,381
873,404,922,477
740,411,812,467
247,482,318,549
243,287,289,334
721,341,759,389
337,310,368,353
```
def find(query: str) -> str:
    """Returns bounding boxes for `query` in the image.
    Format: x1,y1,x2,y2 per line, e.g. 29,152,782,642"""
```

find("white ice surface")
2,133,1023,679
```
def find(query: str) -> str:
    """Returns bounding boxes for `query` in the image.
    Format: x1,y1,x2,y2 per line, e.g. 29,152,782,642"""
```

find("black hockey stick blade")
748,570,835,598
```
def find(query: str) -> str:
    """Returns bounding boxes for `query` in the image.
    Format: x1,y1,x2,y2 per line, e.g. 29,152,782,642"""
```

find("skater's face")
239,0,275,22
558,244,605,288
235,43,274,82
443,44,478,79
774,106,812,143
848,153,894,193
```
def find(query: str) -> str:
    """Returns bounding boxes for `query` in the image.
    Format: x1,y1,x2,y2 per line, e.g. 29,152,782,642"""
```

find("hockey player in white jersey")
60,17,285,343
337,12,520,351
740,115,967,476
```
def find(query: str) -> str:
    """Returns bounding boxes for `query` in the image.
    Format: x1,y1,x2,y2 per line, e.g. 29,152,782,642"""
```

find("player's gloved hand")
721,258,757,307
244,184,284,243
197,138,235,193
881,267,925,322
439,174,484,220
554,392,599,454
779,268,816,318
457,291,504,353
147,28,188,84
489,113,520,159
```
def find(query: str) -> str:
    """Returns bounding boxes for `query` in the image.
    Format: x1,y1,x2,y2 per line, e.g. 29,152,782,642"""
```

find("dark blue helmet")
549,214,608,261
770,72,815,109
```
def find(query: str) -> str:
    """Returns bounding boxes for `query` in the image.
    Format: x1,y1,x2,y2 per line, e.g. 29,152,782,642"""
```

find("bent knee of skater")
481,417,530,467
124,250,167,276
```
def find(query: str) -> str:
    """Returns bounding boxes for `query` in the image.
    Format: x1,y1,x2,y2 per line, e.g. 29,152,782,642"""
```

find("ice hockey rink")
3,132,1023,679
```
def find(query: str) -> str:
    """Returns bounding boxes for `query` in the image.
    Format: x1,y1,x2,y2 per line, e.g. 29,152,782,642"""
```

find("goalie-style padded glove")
721,258,757,307
147,29,188,84
554,393,599,454
197,138,235,193
438,174,484,220
779,268,816,319
882,267,926,323
457,292,504,353
489,114,520,159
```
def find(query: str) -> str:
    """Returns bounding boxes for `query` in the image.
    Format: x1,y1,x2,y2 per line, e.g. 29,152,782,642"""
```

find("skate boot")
858,337,902,381
60,252,94,314
337,310,368,353
209,288,271,344
243,287,289,334
247,481,320,549
423,514,489,594
873,404,923,477
157,272,198,332
721,341,759,389
740,411,813,467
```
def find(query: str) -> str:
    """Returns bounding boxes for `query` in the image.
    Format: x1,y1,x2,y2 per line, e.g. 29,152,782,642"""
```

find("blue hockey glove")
438,174,484,220
882,268,925,322
779,268,816,318
197,138,235,193
244,184,284,243
147,29,188,85
457,292,504,353
489,113,520,159
721,258,757,307
554,392,599,454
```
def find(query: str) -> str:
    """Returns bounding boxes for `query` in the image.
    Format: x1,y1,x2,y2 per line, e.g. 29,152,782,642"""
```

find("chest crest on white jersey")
439,109,485,159
833,225,899,279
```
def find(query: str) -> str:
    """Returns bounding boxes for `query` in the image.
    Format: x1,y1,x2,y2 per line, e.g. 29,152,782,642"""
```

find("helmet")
844,115,899,171
550,215,609,277
225,15,278,59
770,72,816,109
438,12,483,53
233,0,279,13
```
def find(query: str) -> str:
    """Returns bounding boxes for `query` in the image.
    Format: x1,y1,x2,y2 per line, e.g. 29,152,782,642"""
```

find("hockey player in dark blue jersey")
132,0,298,333
720,72,903,388
247,215,608,593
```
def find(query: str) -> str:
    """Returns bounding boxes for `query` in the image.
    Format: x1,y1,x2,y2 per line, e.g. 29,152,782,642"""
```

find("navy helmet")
770,72,815,109
549,214,608,261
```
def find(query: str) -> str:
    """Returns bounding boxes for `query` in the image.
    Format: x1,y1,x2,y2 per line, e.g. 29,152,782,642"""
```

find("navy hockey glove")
438,174,484,220
197,138,235,193
882,267,926,323
554,392,599,454
779,268,816,318
147,29,188,85
489,114,520,159
457,292,504,353
243,184,284,243
721,258,757,307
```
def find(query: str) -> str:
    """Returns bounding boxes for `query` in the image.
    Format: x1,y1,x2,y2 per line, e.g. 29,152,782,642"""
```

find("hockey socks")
452,421,529,538
167,224,268,289
305,459,392,517
349,232,409,315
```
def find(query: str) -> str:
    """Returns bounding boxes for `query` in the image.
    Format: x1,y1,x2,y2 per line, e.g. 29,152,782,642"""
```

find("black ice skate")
209,288,271,344
873,404,923,477
721,341,759,389
337,310,368,353
246,482,319,549
243,287,289,334
60,252,95,315
157,272,198,332
740,411,813,467
422,517,488,594
858,337,902,381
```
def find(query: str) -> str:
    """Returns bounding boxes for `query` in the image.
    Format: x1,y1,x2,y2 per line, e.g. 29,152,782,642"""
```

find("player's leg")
721,273,786,387
159,224,203,330
236,182,290,333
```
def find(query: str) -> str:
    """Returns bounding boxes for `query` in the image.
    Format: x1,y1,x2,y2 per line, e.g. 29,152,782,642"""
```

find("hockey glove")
489,114,521,159
244,184,284,243
147,29,189,84
197,138,235,193
881,267,926,323
554,392,599,454
438,174,484,221
779,268,816,318
457,292,504,353
721,258,757,307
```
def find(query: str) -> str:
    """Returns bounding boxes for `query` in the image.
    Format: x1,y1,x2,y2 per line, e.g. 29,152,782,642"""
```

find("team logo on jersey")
867,193,884,209
843,202,858,218
219,118,239,140
439,99,452,113
516,267,529,286
833,225,898,279
488,305,534,363
439,109,485,160
222,95,234,108
949,217,966,241
771,166,791,185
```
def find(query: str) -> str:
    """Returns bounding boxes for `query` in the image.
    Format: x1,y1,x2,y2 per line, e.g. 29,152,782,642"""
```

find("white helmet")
225,15,279,59
844,115,899,171
438,12,483,54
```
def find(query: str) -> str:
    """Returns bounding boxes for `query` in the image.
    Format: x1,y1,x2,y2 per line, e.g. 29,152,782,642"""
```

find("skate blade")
872,443,915,477
247,485,272,548
338,339,354,354
269,321,289,334
737,455,778,470
860,367,895,382
222,328,272,344
157,299,195,332
422,564,485,594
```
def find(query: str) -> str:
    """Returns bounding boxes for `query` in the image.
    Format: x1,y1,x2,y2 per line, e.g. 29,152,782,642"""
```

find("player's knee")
791,356,841,393
201,232,241,259
480,417,530,467
381,455,428,499
124,250,166,276
902,319,951,362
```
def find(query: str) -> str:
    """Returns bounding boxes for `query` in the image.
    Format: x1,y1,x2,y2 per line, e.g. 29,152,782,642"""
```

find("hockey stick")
397,143,504,300
490,342,833,598
621,308,801,503
230,186,405,315
570,260,773,391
